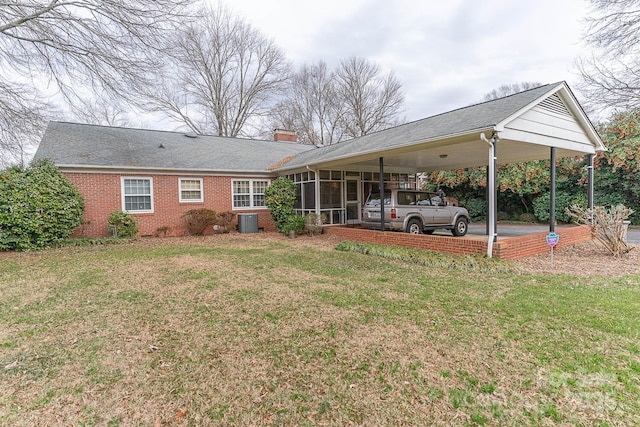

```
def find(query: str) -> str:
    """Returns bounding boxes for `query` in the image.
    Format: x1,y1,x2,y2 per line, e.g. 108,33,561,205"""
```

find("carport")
276,82,606,258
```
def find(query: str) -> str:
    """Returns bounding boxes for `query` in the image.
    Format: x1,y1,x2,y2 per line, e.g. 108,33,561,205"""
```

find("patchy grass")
1,234,639,426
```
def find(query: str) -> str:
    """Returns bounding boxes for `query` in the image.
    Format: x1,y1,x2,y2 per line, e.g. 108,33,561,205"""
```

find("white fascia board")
276,127,497,173
499,128,597,154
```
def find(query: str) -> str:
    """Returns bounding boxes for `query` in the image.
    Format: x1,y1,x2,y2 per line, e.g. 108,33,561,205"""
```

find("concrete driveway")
466,223,640,244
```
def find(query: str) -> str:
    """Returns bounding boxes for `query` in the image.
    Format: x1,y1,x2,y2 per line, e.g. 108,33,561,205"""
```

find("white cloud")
214,0,592,120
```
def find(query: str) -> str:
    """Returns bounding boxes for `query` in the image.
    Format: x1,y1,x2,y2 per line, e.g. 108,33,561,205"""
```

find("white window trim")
121,177,154,213
232,179,270,210
179,177,204,203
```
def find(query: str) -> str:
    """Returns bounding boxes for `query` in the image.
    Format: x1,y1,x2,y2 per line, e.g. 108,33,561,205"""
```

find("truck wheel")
452,217,468,236
406,219,422,234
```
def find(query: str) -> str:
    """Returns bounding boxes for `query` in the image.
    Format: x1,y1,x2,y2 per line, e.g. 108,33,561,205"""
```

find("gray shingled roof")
276,83,560,171
35,122,315,173
36,82,598,174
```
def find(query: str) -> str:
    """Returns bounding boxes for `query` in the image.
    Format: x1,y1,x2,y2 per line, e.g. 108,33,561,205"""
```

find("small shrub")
567,204,634,258
519,212,537,223
282,215,306,236
305,212,326,236
215,211,236,233
155,226,169,237
182,209,216,235
497,211,510,221
107,211,138,238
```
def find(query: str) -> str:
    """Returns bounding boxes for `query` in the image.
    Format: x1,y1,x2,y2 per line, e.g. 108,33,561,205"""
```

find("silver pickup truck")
361,189,470,236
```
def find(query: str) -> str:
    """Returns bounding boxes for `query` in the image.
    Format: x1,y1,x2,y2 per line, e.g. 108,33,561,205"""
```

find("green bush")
533,191,587,223
107,211,139,238
0,159,84,251
282,215,306,236
462,197,486,222
264,177,296,233
182,208,217,235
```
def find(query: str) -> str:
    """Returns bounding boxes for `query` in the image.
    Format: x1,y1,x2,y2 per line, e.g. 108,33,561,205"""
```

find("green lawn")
1,235,639,426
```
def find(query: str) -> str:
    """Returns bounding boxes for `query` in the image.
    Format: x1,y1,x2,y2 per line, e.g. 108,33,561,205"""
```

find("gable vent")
539,93,572,117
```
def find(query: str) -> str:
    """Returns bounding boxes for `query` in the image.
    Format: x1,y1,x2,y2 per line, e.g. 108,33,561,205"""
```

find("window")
179,178,203,202
122,177,153,213
232,180,269,209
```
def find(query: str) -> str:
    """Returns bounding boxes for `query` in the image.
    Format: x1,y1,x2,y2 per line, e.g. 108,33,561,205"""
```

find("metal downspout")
550,147,556,233
481,133,497,258
587,154,594,211
379,157,385,232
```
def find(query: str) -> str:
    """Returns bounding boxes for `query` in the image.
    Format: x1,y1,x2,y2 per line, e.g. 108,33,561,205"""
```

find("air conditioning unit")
237,213,258,233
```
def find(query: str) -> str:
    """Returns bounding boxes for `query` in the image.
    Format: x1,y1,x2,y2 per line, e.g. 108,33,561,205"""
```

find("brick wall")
324,225,592,260
64,172,276,238
494,225,592,260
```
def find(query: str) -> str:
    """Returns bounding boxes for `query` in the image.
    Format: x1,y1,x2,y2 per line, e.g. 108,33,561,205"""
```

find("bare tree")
71,92,133,128
577,0,640,111
0,0,197,166
0,80,56,167
336,57,405,138
138,4,290,138
272,61,345,145
567,204,634,258
482,82,543,102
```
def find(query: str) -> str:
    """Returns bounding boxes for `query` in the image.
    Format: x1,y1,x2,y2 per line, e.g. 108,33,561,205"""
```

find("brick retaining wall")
324,225,592,260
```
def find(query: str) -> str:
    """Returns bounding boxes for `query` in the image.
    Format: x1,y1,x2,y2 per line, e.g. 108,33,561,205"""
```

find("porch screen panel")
320,181,341,208
303,182,315,210
294,183,302,209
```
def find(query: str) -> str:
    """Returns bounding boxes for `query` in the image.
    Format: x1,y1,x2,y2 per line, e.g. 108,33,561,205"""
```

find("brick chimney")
274,129,297,143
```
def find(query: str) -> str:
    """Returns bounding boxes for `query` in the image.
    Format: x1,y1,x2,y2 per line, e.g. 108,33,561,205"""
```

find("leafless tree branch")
577,0,640,111
336,56,405,139
136,4,290,138
0,0,198,166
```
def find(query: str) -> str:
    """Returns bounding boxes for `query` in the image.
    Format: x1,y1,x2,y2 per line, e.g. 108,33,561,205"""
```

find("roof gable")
277,82,605,172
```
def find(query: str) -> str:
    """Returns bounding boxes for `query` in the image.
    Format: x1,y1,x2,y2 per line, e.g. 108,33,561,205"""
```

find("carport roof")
275,81,605,174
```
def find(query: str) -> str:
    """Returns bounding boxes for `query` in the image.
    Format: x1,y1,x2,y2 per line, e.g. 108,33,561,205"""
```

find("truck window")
365,190,391,206
397,191,415,205
415,192,432,206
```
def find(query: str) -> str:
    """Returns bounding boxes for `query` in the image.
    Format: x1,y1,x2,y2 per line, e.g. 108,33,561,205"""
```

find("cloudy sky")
223,0,593,122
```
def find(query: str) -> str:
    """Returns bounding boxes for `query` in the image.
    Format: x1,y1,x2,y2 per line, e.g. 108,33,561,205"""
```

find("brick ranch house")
34,82,605,255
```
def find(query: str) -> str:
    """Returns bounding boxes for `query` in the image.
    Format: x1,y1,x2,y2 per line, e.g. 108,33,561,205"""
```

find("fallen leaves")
4,360,19,370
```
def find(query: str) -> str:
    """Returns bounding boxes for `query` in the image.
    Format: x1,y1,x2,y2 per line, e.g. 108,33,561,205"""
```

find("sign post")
546,232,559,267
